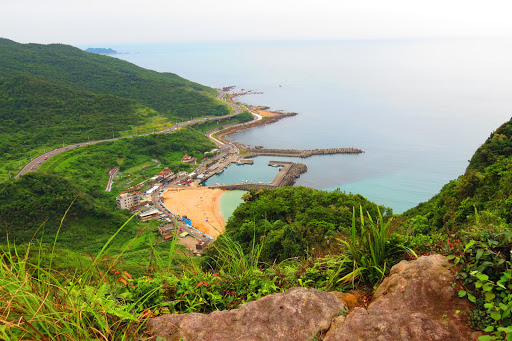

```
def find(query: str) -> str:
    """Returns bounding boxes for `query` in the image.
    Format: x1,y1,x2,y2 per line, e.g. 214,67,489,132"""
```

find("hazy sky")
2,0,512,45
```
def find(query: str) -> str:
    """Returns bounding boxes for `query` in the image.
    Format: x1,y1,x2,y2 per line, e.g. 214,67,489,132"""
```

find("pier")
245,147,363,158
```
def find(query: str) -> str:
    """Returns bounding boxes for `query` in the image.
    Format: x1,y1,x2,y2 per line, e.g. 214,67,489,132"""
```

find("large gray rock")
324,255,481,341
148,287,345,341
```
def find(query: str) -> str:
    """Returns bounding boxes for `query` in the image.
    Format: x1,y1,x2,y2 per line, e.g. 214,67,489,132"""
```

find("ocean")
98,39,512,213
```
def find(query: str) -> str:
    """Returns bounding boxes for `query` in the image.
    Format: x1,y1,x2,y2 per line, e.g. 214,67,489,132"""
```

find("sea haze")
104,39,512,213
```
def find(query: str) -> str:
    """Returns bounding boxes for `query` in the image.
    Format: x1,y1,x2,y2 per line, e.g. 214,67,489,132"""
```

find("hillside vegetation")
0,38,229,179
217,186,392,264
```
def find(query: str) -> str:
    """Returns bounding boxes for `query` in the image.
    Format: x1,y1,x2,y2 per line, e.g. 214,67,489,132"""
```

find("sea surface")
97,39,512,213
219,190,246,223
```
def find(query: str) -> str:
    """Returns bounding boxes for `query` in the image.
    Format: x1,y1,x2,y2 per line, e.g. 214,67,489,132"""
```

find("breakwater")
245,147,363,158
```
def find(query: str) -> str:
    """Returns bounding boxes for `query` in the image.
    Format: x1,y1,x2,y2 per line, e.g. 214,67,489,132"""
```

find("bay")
103,39,512,213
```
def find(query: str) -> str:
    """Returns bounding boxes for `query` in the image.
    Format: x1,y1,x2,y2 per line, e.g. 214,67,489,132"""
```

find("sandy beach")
161,188,226,238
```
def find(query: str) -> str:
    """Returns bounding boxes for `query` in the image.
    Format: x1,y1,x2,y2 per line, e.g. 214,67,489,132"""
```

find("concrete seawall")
245,148,363,158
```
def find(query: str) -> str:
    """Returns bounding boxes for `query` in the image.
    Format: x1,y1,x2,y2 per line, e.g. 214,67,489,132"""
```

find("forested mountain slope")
0,38,228,179
0,38,227,117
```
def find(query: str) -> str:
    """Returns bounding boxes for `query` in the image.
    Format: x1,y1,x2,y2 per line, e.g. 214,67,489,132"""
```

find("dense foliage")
0,38,228,118
448,222,512,340
0,172,127,245
214,186,392,264
0,75,149,160
468,119,512,172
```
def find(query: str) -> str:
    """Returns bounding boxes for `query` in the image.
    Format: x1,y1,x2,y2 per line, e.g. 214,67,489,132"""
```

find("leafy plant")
448,225,512,340
338,206,395,286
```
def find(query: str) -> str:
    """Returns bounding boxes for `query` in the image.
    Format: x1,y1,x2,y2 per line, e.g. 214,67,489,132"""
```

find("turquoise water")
104,39,512,213
204,157,282,186
219,190,246,223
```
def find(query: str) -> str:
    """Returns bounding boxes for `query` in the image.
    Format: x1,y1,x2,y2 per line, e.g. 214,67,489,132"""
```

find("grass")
338,206,394,287
0,208,189,340
0,214,145,339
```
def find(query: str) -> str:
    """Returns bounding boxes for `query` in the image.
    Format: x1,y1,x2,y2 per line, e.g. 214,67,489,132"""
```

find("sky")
1,0,512,45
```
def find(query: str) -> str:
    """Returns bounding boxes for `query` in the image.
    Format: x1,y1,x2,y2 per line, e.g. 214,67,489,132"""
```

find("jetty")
244,147,363,158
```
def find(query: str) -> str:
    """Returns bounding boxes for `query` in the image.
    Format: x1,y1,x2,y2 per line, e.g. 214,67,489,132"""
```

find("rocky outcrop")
324,255,480,341
149,255,480,341
148,287,345,341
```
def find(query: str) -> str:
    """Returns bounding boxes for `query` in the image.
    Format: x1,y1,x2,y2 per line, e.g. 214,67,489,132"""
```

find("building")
138,208,161,222
181,154,196,163
116,192,141,210
158,167,174,179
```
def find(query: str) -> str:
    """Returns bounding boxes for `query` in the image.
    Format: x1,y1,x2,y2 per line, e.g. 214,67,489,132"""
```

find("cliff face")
149,255,480,341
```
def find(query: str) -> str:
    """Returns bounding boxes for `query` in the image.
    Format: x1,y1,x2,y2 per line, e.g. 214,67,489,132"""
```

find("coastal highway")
15,89,246,178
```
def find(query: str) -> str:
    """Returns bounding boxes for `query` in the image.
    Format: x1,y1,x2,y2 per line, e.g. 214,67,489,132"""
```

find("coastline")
217,91,298,146
217,112,297,145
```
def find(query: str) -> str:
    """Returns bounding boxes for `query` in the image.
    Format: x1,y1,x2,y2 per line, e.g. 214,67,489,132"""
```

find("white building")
138,208,161,222
116,192,141,210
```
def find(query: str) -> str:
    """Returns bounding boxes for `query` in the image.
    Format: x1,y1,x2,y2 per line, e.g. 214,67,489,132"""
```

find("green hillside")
0,38,227,117
0,38,229,180
0,75,151,158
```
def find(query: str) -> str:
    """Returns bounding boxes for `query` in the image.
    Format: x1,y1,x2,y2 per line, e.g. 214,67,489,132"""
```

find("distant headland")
85,47,117,54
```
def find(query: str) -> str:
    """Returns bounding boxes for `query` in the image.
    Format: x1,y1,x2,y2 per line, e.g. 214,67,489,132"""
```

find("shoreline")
217,112,297,145
214,88,298,147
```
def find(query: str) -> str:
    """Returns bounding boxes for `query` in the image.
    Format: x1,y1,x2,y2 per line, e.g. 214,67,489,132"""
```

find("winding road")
15,90,249,179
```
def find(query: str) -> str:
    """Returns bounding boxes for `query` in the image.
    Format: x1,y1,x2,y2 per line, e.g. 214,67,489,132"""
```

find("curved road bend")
15,90,247,178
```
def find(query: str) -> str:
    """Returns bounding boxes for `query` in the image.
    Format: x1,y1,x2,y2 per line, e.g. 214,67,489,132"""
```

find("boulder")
148,287,346,341
324,255,481,341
